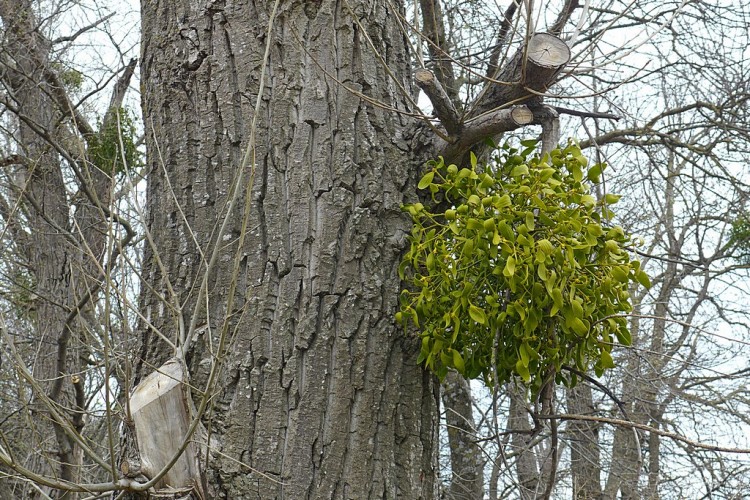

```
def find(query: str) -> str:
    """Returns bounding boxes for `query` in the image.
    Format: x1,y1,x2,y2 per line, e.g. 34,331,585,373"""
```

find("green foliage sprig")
88,107,139,175
727,216,750,264
398,141,649,393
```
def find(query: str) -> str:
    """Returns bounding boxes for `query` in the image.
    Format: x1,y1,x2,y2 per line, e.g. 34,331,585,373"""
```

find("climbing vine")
398,141,649,393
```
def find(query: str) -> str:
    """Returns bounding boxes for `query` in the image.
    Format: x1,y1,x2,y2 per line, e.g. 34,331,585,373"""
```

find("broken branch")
436,105,533,163
471,33,571,118
415,68,461,135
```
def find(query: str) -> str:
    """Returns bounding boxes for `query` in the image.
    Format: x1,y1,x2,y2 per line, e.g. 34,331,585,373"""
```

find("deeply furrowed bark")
137,1,438,498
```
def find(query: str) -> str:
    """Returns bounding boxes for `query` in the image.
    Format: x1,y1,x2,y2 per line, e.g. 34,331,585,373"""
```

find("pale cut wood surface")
130,359,202,495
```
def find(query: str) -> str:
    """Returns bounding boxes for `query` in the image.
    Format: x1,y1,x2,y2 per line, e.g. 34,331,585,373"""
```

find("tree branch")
102,58,138,131
419,0,457,101
415,69,461,135
539,106,560,154
50,12,116,45
549,0,580,36
470,33,571,119
435,105,533,163
486,1,519,78
540,414,750,454
42,63,96,138
553,105,621,121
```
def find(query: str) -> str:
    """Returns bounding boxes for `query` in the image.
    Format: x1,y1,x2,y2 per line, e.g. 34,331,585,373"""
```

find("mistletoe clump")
88,107,140,175
397,141,649,393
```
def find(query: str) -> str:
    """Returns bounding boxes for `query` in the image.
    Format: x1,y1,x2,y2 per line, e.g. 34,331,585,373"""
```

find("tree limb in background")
419,0,458,101
549,0,580,36
486,1,520,79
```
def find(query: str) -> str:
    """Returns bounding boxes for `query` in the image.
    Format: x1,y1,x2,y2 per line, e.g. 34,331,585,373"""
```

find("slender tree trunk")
442,372,484,499
508,383,539,498
605,153,681,500
137,1,438,497
603,323,643,500
567,384,602,500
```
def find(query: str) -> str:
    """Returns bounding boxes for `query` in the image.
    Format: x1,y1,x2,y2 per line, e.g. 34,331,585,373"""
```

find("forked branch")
415,68,461,135
471,33,571,118
419,0,457,101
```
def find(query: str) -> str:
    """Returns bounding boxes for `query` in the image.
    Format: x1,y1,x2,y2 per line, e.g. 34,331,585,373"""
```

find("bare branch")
102,58,138,131
486,1,520,78
419,0,457,100
415,68,461,135
41,62,95,138
50,12,116,45
553,105,621,121
541,414,750,454
549,0,580,36
435,105,533,163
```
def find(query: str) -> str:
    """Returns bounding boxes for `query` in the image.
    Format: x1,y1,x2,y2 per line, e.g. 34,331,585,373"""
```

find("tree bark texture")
0,4,97,496
138,1,438,498
566,384,602,500
441,372,483,500
508,384,540,499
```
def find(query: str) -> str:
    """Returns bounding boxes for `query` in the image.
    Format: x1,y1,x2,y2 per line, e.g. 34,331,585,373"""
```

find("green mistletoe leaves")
398,141,649,393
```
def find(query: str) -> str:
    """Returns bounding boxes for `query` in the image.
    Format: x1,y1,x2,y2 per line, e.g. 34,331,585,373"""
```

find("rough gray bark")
508,384,540,499
567,383,602,500
137,1,438,498
0,3,83,496
442,372,484,499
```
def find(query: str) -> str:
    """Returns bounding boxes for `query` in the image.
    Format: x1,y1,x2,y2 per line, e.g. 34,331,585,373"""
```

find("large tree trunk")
137,1,438,498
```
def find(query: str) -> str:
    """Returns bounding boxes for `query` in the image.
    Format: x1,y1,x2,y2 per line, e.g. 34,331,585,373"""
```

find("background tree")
0,1,138,497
